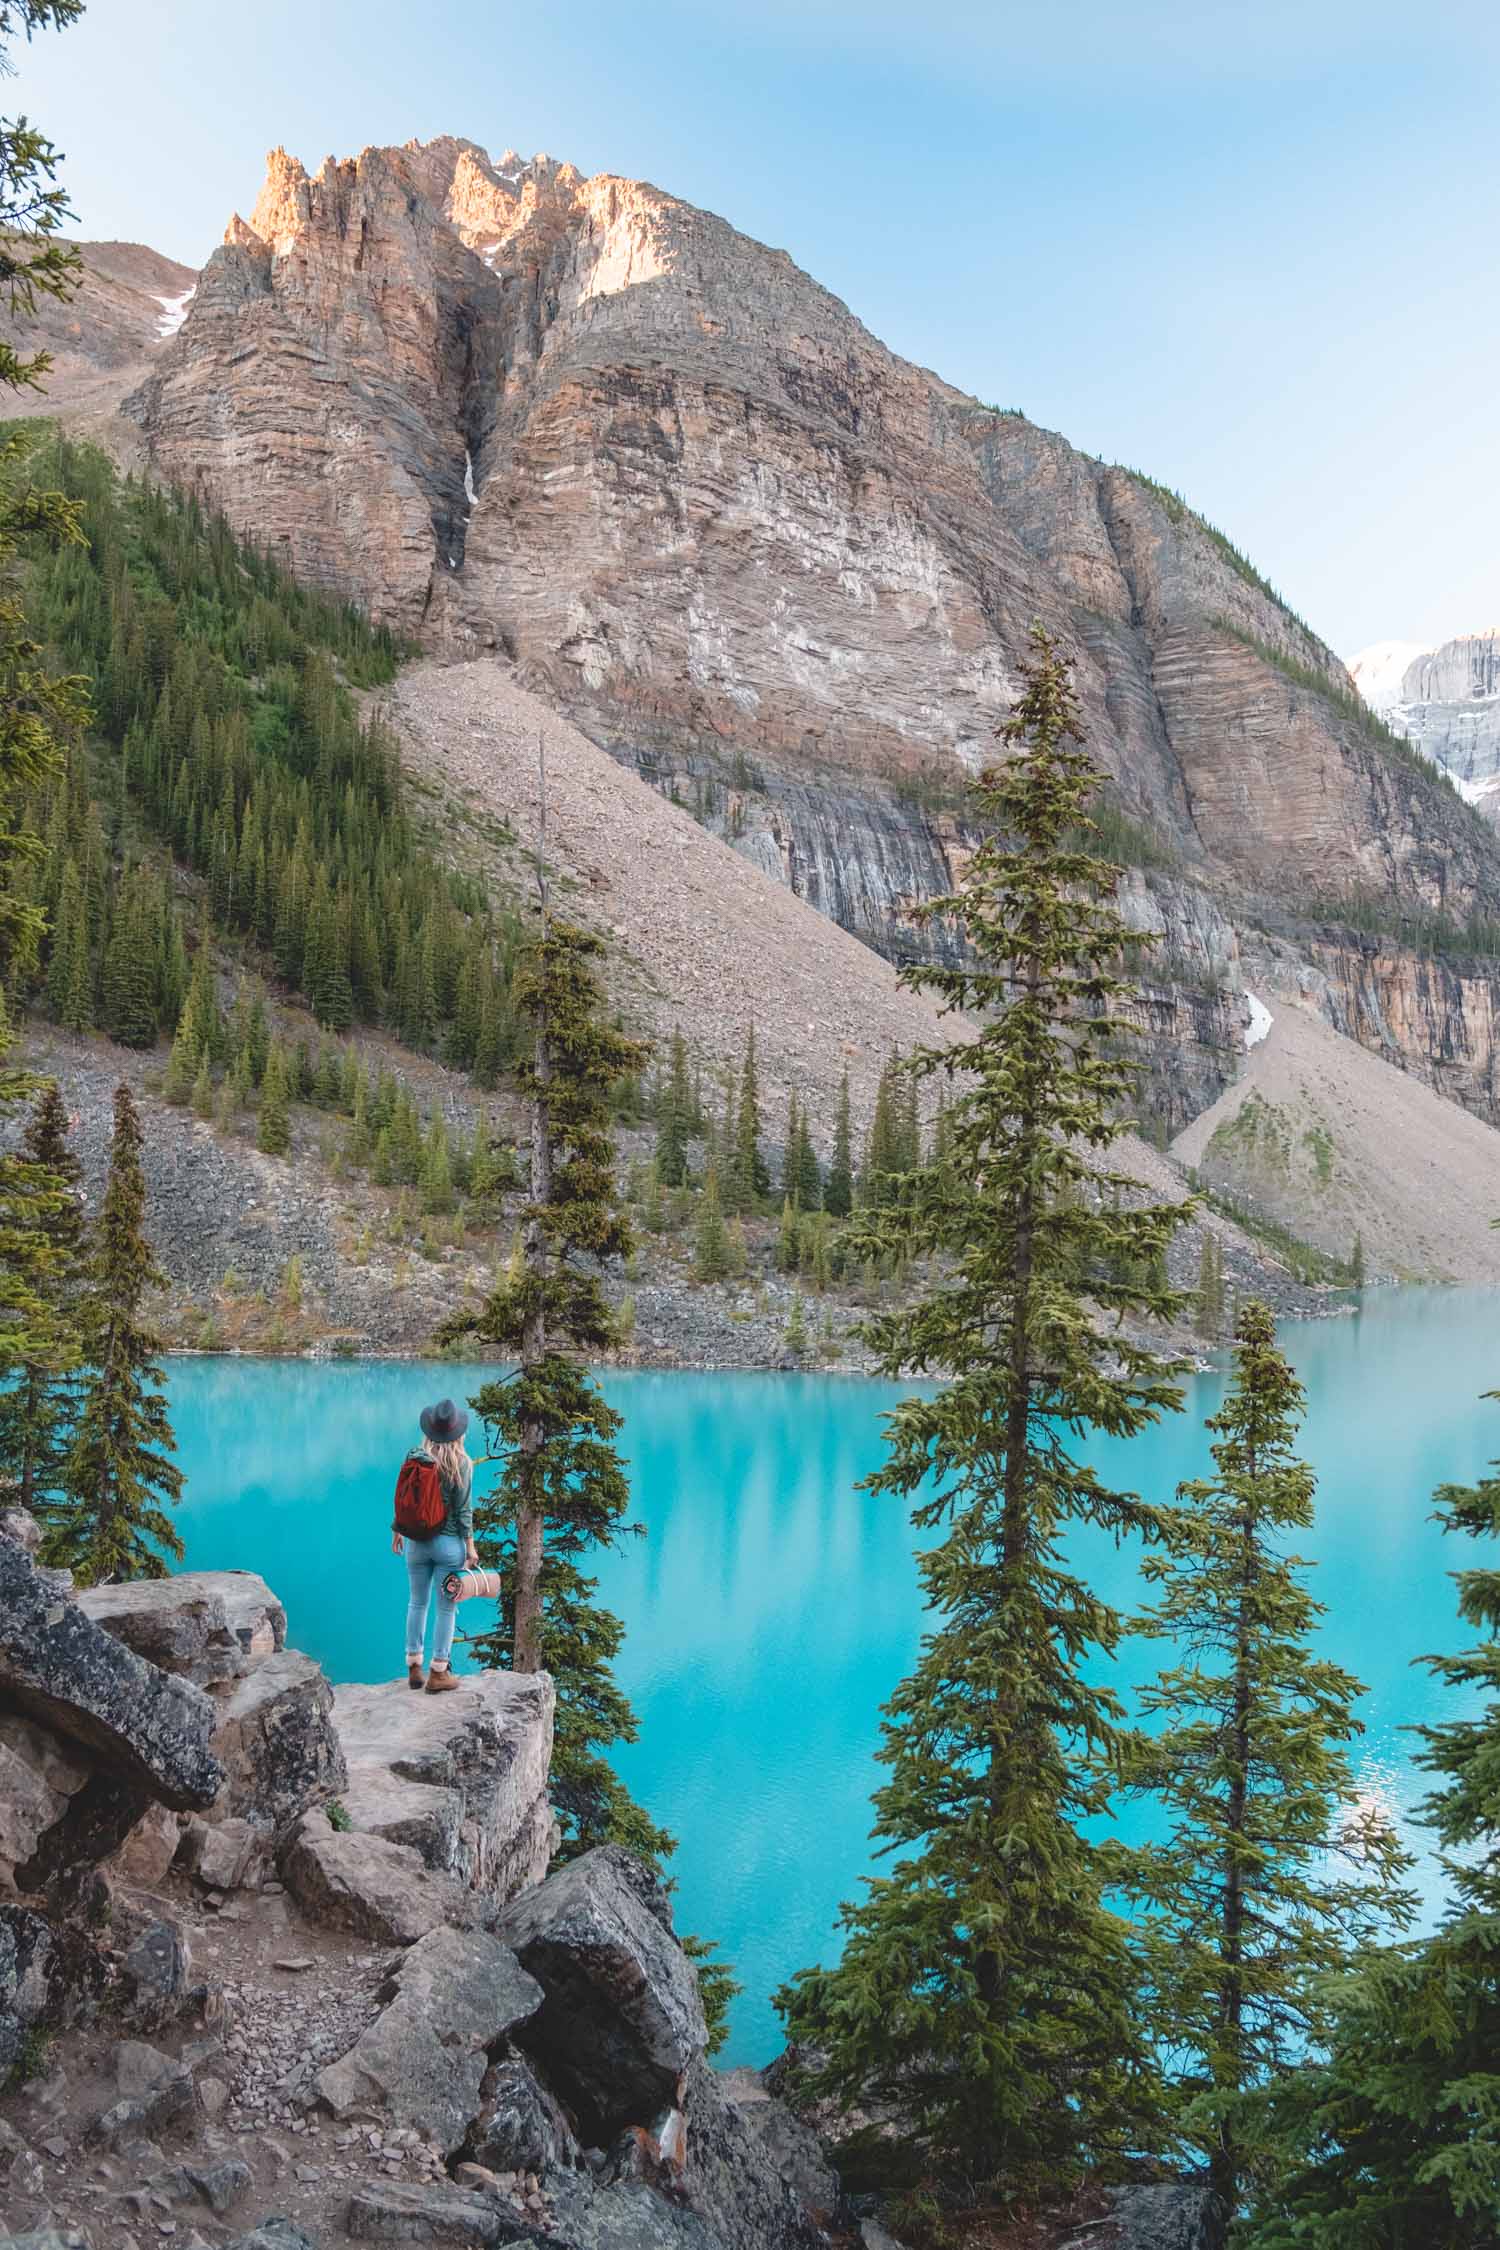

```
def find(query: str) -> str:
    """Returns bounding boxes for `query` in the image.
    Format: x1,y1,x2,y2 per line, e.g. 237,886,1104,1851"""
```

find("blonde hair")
427,1435,470,1487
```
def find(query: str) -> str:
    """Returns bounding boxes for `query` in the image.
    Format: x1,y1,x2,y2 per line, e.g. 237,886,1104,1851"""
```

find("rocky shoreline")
0,1518,1222,2250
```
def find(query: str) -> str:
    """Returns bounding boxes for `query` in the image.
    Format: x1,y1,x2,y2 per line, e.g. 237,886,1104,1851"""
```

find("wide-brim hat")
420,1397,469,1442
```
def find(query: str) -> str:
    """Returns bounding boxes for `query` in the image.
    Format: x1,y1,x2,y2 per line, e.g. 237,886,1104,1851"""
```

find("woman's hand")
465,1542,479,1567
391,1532,404,1556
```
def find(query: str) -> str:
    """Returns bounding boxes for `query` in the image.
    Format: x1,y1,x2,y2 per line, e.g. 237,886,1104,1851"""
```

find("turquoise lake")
164,1287,1499,2065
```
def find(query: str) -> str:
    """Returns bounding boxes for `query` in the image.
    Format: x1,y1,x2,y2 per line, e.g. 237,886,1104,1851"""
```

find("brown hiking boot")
425,1667,462,1694
407,1662,426,1691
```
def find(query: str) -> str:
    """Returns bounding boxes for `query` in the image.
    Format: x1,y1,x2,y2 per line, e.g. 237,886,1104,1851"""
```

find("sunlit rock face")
115,135,1500,1118
1353,633,1500,818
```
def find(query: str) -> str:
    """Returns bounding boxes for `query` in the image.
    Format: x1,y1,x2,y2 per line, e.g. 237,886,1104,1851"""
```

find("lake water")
164,1287,1499,2065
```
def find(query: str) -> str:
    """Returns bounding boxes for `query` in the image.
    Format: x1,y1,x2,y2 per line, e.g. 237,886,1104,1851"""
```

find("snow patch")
1244,991,1273,1050
463,450,476,509
1348,638,1430,713
154,286,195,338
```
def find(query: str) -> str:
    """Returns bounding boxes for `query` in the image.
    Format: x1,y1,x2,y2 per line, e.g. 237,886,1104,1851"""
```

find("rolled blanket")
442,1566,503,1604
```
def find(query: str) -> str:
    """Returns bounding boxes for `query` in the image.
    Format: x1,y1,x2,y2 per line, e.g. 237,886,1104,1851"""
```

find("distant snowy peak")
1349,632,1500,820
1348,639,1431,713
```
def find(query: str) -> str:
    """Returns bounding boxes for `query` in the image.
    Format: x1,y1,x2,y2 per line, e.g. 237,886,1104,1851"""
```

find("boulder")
0,1713,89,1887
210,1648,346,1835
108,1801,183,1887
84,2055,195,2146
1,1906,102,2081
1089,2186,1227,2250
282,1810,471,1945
468,2053,581,2175
674,2061,828,2250
78,1577,245,1686
718,2068,839,2222
0,1506,41,1555
542,2173,722,2249
494,1847,707,2142
345,2179,512,2244
332,1672,554,1900
145,2156,253,2214
0,1537,222,1811
118,1918,192,2030
317,1924,542,2155
194,1814,273,1892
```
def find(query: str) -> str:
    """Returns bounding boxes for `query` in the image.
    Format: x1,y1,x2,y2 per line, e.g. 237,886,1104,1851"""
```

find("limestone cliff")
28,136,1500,1129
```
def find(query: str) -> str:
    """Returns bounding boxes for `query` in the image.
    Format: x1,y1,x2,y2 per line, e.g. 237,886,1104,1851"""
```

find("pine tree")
784,1292,808,1361
46,1084,183,1584
1350,1231,1367,1290
257,1039,291,1157
726,1023,768,1214
777,626,1188,2202
1121,1302,1413,2215
0,1080,84,1508
794,1102,822,1211
438,921,671,1863
777,1196,801,1275
420,1113,454,1215
1246,1410,1500,2247
694,1169,731,1282
825,1068,854,1219
1195,1230,1224,1337
97,879,159,1049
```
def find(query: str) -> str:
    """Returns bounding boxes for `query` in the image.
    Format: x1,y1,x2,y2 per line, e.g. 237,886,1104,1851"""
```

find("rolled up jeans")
404,1531,466,1666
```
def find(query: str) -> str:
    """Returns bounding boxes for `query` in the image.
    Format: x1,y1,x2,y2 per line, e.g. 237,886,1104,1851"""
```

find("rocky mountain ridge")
16,139,1500,1142
1351,631,1500,819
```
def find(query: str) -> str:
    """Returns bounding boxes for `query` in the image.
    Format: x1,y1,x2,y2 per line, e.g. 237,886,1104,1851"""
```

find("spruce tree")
825,1068,854,1219
438,921,670,1860
1247,1413,1500,2247
727,1023,768,1213
257,1039,291,1156
777,627,1187,2202
1350,1231,1367,1290
1121,1302,1412,2215
0,1079,83,1507
794,1101,822,1210
47,1084,182,1584
694,1168,731,1282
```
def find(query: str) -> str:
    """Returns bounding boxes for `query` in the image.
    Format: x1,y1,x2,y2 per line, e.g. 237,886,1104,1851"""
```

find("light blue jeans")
404,1531,465,1667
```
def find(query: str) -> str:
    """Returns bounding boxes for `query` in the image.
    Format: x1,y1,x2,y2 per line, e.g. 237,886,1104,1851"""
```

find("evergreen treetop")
777,625,1188,2202
45,1083,183,1584
1122,1300,1413,2212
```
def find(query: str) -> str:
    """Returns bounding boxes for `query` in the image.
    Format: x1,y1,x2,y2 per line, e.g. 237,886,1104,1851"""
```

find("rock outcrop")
0,1537,223,1818
333,1671,555,1897
113,135,1500,1131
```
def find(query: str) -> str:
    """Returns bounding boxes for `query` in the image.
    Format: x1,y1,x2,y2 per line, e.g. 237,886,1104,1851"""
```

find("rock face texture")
116,134,1500,1129
1353,631,1500,818
0,1536,222,1812
334,1671,556,1898
3,237,197,434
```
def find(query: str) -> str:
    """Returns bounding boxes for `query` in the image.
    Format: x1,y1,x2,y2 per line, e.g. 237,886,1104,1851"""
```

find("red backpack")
393,1454,446,1540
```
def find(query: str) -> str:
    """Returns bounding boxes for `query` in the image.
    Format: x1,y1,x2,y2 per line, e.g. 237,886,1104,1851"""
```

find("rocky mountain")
6,237,195,432
19,136,1500,1138
1351,632,1500,819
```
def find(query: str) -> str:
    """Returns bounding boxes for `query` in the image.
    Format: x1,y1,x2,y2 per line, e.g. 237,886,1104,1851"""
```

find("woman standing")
393,1398,479,1692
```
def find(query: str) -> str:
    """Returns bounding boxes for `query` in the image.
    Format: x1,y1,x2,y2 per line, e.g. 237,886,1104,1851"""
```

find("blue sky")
13,0,1500,655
